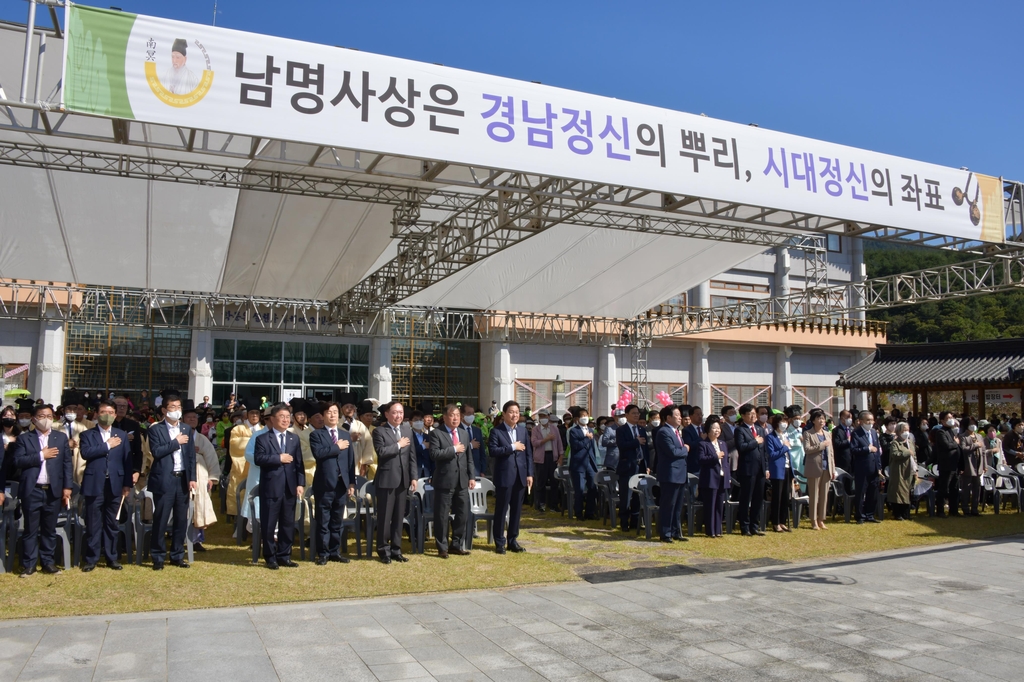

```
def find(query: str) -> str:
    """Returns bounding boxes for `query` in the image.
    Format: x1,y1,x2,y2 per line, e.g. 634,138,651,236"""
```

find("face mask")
64,412,76,422
166,410,182,421
206,417,214,422
843,418,853,428
598,425,605,432
35,417,53,432
540,418,549,426
968,424,977,433
945,419,956,428
233,419,243,425
952,427,960,435
727,414,738,423
617,417,627,426
1,418,15,428
98,413,116,427
779,423,788,432
412,420,424,431
18,418,31,428
792,419,802,429
650,420,661,428
578,417,590,426
462,415,475,426
899,432,909,441
758,414,768,423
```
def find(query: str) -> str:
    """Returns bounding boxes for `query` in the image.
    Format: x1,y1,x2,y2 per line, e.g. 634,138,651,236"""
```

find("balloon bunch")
614,389,634,411
656,391,673,407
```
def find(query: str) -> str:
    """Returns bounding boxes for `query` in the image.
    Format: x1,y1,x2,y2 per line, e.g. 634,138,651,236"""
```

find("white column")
369,337,392,404
691,342,711,414
493,343,514,407
850,237,866,321
692,281,711,308
31,319,65,403
187,329,214,404
596,346,617,414
775,345,793,408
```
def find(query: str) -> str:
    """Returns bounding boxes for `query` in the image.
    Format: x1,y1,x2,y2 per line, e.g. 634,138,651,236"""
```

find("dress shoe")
265,561,279,570
869,518,882,524
509,543,526,553
438,551,449,559
856,519,865,524
279,559,299,568
19,566,36,578
661,537,674,543
969,511,980,517
393,554,409,563
193,543,207,552
328,555,350,564
494,545,506,555
315,556,328,566
152,562,164,571
107,560,123,570
451,547,470,556
378,554,392,564
42,564,62,574
169,559,190,569
934,512,947,518
81,564,97,573
753,530,766,536
740,530,752,537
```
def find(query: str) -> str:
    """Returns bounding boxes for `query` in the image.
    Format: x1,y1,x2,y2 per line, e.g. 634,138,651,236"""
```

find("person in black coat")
734,403,769,536
488,400,533,554
371,402,418,563
654,405,688,542
310,402,355,565
615,404,649,532
850,411,883,523
112,396,144,483
12,405,73,575
832,410,854,474
933,410,963,517
146,395,198,569
912,416,933,467
79,401,134,571
429,404,477,558
697,417,730,538
253,404,306,568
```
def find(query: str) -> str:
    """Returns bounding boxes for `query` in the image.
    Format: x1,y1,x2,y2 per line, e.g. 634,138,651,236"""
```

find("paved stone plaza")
2,537,1023,681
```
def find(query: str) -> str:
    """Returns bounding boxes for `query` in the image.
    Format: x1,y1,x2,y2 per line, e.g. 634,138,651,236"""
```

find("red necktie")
451,428,459,445
674,428,682,445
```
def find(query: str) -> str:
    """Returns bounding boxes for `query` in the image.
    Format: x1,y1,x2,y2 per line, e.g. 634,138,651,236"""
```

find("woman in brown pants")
802,409,835,530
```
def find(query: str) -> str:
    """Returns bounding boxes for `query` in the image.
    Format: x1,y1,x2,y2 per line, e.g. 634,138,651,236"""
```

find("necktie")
451,428,459,445
674,428,682,445
632,425,638,440
330,428,337,444
279,432,286,451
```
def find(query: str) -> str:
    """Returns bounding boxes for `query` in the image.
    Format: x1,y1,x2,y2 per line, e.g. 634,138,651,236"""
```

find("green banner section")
65,6,136,119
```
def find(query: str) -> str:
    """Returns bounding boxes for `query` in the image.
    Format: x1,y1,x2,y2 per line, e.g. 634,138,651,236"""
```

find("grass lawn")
2,505,1022,621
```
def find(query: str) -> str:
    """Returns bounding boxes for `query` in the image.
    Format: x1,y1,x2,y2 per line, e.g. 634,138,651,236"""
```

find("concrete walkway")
2,538,1023,681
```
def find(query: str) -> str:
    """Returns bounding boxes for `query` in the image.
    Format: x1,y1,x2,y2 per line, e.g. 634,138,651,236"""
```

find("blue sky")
6,0,1022,179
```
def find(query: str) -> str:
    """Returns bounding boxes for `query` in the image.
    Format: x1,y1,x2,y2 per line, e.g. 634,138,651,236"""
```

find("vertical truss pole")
804,236,832,317
629,318,652,409
20,0,38,103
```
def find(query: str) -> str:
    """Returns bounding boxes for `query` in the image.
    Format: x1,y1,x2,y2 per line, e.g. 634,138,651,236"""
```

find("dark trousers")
434,485,470,552
152,475,189,564
737,472,765,533
770,470,793,527
375,485,407,557
535,451,557,510
935,465,960,514
617,464,640,530
891,503,911,520
314,488,347,558
21,486,61,570
571,467,597,519
260,489,297,563
959,474,981,515
658,481,685,539
473,448,488,477
84,485,121,565
701,486,726,536
493,482,526,548
854,467,879,521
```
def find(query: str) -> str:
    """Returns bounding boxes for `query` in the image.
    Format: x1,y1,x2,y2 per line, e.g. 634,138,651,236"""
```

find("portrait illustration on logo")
144,36,215,107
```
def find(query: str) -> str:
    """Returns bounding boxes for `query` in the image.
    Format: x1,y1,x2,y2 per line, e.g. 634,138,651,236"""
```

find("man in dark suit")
654,405,688,542
146,394,197,569
429,404,477,558
112,396,143,484
734,403,769,536
371,402,418,563
932,410,963,518
310,402,355,565
488,400,533,554
682,405,704,473
253,403,306,568
567,408,598,520
461,404,488,477
832,410,854,474
616,404,649,532
850,410,883,523
12,404,72,575
79,400,133,571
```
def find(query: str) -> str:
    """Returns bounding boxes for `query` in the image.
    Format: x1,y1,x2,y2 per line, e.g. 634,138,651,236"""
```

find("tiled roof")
837,338,1024,389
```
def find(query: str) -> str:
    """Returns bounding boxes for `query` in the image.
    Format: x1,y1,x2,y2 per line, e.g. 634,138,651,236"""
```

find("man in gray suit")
371,402,418,564
429,404,477,558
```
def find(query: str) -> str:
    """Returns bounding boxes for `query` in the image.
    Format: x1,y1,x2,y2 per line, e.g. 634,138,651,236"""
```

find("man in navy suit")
568,408,598,520
615,404,649,532
461,404,488,476
310,402,355,565
850,411,883,523
371,402,418,564
146,394,197,569
734,403,769,536
682,405,704,473
429,404,477,558
79,400,133,571
254,403,306,568
487,400,533,554
654,405,688,542
12,404,72,575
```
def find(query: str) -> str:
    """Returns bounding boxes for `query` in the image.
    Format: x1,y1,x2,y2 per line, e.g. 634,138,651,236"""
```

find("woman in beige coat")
802,409,836,530
185,410,219,551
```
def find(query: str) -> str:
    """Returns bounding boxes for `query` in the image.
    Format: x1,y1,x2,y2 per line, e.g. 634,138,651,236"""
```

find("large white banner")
64,5,1005,243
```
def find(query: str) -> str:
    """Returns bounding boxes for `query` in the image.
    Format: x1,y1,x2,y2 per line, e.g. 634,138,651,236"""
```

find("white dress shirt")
36,430,50,485
165,419,183,472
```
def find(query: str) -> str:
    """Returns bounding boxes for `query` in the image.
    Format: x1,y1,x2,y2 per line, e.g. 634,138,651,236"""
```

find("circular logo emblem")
144,37,214,108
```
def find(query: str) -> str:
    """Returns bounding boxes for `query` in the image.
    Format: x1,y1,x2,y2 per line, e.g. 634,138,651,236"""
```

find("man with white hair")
162,38,199,94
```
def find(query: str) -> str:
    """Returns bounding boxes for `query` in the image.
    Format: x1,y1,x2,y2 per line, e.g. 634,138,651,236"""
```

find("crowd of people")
3,389,1022,575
